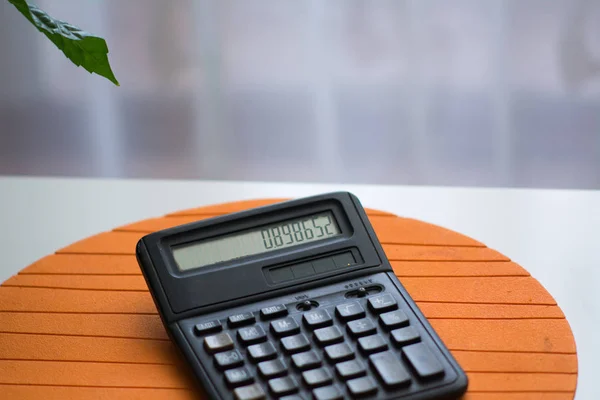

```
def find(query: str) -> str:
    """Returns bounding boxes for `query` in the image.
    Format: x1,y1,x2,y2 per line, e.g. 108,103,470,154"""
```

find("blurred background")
1,0,599,188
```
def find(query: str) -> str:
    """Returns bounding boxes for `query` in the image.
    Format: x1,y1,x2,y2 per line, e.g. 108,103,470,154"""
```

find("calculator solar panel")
136,192,468,399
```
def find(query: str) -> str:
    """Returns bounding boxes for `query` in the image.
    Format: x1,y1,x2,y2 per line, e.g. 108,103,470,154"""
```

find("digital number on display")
260,214,337,250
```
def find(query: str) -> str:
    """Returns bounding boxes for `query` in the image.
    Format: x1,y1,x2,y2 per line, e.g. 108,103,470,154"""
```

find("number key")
234,383,266,400
268,376,299,397
291,350,322,370
302,367,333,388
313,326,343,346
248,342,277,363
313,385,343,400
346,376,378,397
224,367,253,388
335,359,366,380
257,358,287,379
281,333,311,354
324,343,354,363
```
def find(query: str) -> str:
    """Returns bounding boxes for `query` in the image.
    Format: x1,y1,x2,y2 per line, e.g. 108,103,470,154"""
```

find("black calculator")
136,192,468,400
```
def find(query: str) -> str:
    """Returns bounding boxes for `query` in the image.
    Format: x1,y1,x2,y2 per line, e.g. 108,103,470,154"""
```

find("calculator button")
204,332,234,353
357,334,388,355
237,325,267,345
324,343,354,363
303,309,332,329
291,350,322,370
313,385,343,400
260,304,288,319
379,310,409,329
234,382,266,400
268,375,299,396
335,302,365,321
346,376,378,397
403,342,445,380
302,367,333,387
391,326,421,346
281,333,311,354
258,358,287,379
228,312,256,328
313,326,343,346
335,359,366,380
368,294,398,313
224,367,254,388
248,342,277,363
369,350,411,388
214,349,244,370
346,318,377,338
193,320,221,335
271,317,300,337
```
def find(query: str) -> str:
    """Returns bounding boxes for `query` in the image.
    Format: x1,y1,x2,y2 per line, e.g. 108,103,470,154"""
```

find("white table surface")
1,176,598,399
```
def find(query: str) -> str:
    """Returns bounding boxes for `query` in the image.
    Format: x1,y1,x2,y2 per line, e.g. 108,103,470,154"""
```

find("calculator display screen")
172,211,341,271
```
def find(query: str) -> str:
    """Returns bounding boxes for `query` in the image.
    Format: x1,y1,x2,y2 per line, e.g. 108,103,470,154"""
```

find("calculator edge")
346,194,469,398
137,239,223,398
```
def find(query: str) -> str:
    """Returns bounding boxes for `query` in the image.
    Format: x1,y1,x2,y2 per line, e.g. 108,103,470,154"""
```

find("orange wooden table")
0,199,577,399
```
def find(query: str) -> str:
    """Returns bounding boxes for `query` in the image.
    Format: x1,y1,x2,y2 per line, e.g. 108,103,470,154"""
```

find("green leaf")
7,0,119,86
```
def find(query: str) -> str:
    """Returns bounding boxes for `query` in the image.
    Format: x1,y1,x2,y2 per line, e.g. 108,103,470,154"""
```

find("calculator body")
136,192,468,399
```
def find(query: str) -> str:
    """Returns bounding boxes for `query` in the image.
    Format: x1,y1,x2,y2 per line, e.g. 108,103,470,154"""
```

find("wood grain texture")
0,198,578,399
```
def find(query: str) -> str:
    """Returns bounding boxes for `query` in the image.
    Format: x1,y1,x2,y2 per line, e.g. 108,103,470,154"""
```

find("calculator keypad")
183,273,457,399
